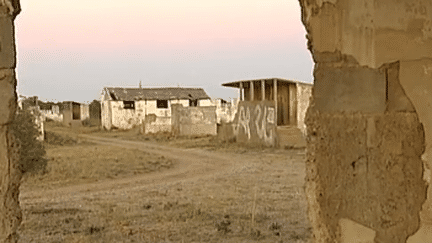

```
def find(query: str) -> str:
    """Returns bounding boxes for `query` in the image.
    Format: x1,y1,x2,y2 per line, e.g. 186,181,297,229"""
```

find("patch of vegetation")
81,118,92,127
11,109,47,174
44,131,77,146
22,145,173,189
81,118,101,128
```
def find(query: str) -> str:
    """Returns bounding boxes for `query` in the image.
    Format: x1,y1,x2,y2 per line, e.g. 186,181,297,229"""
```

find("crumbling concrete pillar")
299,0,432,242
0,1,21,242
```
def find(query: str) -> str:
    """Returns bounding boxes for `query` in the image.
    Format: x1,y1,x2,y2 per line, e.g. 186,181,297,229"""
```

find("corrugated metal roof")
104,87,210,101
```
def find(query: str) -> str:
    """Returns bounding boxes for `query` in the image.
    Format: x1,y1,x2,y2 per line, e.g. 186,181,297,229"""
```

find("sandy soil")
18,134,312,242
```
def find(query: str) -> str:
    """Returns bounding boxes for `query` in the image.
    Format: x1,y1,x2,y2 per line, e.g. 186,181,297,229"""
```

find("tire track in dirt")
20,135,247,207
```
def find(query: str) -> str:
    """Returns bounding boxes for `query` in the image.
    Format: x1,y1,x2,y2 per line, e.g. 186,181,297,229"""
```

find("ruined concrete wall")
299,0,432,242
0,0,22,242
231,101,277,146
170,99,189,107
211,99,238,124
306,111,426,242
143,115,171,134
62,102,73,127
171,104,217,136
40,108,63,123
28,107,44,141
110,101,143,130
80,104,89,121
101,100,112,130
198,99,213,107
104,99,196,131
296,83,312,135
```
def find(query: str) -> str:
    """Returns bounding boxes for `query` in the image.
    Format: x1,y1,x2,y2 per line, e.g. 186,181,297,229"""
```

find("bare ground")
18,129,312,242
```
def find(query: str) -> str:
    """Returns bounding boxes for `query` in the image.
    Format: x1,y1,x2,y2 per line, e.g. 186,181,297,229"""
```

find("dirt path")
20,135,258,207
18,135,311,242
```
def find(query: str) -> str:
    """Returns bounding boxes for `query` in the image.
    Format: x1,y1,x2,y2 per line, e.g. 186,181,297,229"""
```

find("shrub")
44,131,77,146
82,118,92,127
10,109,47,174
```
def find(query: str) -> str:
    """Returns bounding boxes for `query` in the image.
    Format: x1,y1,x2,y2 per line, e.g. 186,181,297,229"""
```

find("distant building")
62,101,90,127
39,105,63,122
100,87,215,134
210,98,239,124
221,78,313,147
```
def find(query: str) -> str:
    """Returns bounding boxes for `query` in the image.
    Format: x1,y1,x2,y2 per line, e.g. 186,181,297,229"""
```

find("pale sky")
15,0,313,103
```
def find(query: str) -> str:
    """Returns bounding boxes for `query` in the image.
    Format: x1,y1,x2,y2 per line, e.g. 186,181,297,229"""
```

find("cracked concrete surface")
0,0,21,242
299,0,432,242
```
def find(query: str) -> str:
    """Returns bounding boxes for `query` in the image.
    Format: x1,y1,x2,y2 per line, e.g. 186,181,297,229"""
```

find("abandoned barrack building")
222,78,312,147
101,87,215,134
62,101,90,127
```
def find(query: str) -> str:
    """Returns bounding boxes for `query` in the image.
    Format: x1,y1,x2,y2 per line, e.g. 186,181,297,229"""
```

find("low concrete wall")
80,104,89,120
219,101,277,147
143,114,171,134
171,104,217,136
211,99,238,124
296,83,312,135
29,107,44,141
62,109,73,127
40,110,63,122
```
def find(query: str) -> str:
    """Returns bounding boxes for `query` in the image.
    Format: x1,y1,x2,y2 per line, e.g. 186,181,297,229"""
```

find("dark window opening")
189,99,198,107
72,102,81,120
157,100,168,109
123,101,135,109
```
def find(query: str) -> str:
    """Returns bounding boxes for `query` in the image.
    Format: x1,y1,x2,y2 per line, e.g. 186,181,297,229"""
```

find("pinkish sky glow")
15,0,313,103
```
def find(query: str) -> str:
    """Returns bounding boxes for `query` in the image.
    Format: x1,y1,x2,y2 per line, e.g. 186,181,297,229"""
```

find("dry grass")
18,121,312,242
19,150,312,242
22,142,172,190
44,121,278,153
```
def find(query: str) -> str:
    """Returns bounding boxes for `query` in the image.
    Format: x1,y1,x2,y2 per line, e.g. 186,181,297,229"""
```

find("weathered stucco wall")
101,100,112,130
80,104,89,121
230,101,277,146
40,106,63,123
211,99,238,124
62,102,73,127
102,98,212,131
109,101,144,130
0,0,22,241
296,83,312,135
28,108,44,141
198,99,212,107
143,115,171,134
170,99,189,107
171,104,217,136
299,0,432,242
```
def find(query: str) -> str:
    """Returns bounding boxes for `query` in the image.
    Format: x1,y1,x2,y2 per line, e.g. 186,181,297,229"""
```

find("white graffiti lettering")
234,103,276,145
233,106,251,139
255,105,274,145
267,107,275,124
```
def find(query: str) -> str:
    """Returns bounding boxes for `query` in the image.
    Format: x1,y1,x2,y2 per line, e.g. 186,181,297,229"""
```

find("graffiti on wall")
235,105,251,139
233,101,277,146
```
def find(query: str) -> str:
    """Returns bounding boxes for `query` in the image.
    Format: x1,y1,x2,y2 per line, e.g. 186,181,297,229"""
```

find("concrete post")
0,1,22,242
239,82,243,101
289,84,297,125
261,80,265,101
273,79,277,125
299,0,432,242
250,81,254,101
